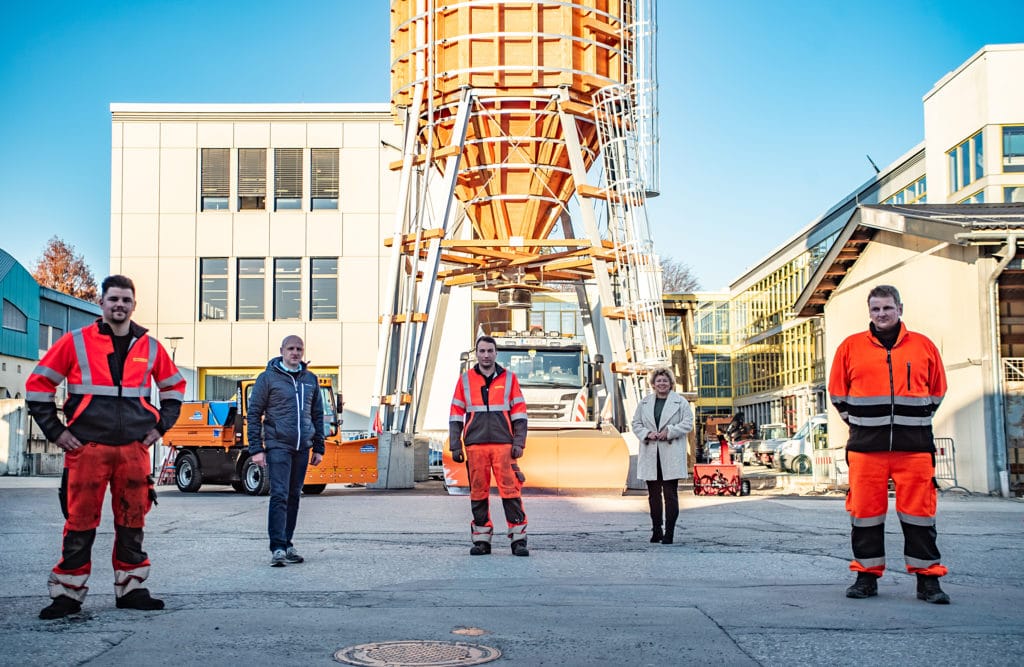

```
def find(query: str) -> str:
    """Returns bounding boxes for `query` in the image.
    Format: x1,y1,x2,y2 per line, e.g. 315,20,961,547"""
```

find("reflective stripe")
507,523,527,538
830,395,847,404
68,384,151,398
897,511,936,527
856,556,886,569
144,338,156,383
47,571,90,603
510,413,527,422
71,330,91,385
113,564,150,598
157,372,183,389
510,396,525,407
26,391,56,402
33,365,66,384
851,514,885,527
848,414,933,427
461,373,472,404
159,390,185,401
471,523,493,543
905,555,940,569
450,415,466,423
502,377,512,407
465,403,510,412
846,395,935,407
451,398,466,409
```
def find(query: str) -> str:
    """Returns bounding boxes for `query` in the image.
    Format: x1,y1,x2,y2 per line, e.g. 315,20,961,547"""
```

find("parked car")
777,413,828,474
747,423,789,466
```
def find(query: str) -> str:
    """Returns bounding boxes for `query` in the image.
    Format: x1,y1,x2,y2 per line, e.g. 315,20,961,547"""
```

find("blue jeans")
266,447,310,552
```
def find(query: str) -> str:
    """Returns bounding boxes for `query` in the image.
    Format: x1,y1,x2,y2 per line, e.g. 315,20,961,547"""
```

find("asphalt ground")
0,476,1022,666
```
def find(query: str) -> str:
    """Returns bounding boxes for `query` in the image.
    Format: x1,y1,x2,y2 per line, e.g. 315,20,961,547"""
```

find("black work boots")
469,541,491,556
39,595,82,620
115,588,165,611
845,572,879,599
511,539,530,557
916,574,951,604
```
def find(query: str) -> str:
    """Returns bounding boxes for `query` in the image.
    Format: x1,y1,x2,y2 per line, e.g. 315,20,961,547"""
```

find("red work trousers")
49,442,155,602
466,444,526,542
846,450,947,578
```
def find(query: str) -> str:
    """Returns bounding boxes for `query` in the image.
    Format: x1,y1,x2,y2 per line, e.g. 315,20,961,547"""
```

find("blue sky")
1,1,1022,291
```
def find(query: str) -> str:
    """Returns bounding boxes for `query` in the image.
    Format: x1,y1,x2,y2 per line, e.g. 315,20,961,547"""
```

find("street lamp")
164,336,183,362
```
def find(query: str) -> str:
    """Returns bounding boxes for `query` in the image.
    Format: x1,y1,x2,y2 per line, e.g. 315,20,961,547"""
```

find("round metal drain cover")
334,640,501,666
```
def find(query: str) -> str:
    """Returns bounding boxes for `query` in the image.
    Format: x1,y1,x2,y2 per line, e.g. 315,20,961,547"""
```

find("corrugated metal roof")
0,248,20,283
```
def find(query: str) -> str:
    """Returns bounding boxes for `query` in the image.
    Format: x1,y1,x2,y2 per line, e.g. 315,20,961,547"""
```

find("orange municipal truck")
163,378,377,495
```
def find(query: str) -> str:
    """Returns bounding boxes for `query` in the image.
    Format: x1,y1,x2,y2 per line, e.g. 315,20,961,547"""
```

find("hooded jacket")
246,358,325,455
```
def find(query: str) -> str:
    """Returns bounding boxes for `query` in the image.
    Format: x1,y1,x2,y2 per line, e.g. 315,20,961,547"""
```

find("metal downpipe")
988,236,1016,497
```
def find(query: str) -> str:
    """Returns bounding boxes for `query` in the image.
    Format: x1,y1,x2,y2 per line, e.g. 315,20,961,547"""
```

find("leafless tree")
659,255,701,293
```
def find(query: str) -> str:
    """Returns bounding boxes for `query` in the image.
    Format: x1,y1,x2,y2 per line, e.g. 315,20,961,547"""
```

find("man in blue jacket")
248,336,325,566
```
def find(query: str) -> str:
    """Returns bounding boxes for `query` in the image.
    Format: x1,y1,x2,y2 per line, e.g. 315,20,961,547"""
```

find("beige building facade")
110,104,404,431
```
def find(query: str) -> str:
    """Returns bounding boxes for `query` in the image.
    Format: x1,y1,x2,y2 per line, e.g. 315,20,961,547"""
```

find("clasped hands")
646,430,669,442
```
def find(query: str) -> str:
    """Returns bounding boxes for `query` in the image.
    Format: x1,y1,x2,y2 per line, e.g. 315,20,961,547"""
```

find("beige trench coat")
631,391,694,481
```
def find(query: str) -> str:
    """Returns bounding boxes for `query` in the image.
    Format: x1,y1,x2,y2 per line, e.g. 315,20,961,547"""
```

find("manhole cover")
334,640,501,666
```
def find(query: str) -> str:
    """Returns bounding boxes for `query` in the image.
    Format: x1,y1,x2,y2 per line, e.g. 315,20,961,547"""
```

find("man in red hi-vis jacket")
829,284,950,604
450,335,530,556
26,275,185,619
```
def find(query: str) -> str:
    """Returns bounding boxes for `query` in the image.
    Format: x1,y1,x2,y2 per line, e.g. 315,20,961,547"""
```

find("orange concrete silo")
390,0,627,259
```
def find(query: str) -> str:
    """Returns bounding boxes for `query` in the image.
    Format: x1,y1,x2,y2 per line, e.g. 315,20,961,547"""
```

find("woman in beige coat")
631,366,693,544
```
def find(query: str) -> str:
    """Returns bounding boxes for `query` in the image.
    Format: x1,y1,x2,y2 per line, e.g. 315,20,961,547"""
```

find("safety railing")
934,437,969,494
1003,357,1024,382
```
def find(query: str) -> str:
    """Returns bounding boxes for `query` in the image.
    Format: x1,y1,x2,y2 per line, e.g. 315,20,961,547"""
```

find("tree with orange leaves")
32,236,98,301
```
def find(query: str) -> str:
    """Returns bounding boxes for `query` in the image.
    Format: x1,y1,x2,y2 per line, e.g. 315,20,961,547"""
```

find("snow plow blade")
442,425,629,493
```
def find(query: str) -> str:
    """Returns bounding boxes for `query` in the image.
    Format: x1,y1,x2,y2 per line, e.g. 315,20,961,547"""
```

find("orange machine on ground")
162,378,377,495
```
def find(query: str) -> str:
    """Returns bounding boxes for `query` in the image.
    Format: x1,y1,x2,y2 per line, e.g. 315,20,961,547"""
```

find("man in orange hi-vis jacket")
450,335,530,557
26,275,185,619
829,284,950,604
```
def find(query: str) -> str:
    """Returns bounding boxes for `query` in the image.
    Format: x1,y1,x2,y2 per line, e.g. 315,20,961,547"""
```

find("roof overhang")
794,203,1024,317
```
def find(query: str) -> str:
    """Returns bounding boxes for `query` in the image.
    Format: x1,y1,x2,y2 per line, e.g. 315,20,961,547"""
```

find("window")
1004,186,1024,203
1005,126,1024,173
39,324,63,352
948,131,984,193
275,148,303,210
883,176,926,205
238,148,267,210
200,258,228,320
311,148,339,210
274,258,301,319
237,258,266,320
310,258,338,319
200,148,229,211
959,190,985,204
2,299,27,332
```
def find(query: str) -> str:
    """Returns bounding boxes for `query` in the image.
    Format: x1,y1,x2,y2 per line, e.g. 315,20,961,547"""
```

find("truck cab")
164,378,378,495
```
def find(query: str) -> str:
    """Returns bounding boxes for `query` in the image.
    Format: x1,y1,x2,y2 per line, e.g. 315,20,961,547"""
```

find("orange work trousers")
466,444,526,538
49,442,155,602
846,450,947,578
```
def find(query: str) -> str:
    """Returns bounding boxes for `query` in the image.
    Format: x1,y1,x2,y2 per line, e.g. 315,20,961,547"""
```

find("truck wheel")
302,484,326,495
791,455,811,475
175,451,202,493
242,458,270,496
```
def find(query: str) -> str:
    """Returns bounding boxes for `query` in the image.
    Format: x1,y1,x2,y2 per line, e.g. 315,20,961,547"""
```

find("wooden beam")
388,144,461,171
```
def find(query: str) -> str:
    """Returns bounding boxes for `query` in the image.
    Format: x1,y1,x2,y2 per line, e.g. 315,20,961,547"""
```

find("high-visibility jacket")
828,322,946,453
450,364,528,449
26,320,185,445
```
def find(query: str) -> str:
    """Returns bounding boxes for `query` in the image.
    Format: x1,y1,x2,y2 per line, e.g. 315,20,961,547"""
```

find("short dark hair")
867,284,901,305
475,335,496,350
101,275,135,298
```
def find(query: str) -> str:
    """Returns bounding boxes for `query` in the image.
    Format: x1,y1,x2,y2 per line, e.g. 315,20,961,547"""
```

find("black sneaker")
511,540,530,557
39,595,82,620
650,529,663,543
270,549,287,567
916,574,951,604
469,542,491,556
116,588,165,611
845,572,878,599
285,547,304,564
